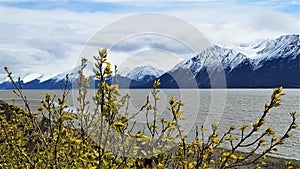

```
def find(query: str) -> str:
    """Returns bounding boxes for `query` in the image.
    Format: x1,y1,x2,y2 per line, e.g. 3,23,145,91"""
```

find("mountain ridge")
152,34,299,88
1,34,299,89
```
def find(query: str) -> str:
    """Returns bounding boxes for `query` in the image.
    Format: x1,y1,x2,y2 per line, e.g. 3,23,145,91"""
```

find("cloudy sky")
0,0,299,82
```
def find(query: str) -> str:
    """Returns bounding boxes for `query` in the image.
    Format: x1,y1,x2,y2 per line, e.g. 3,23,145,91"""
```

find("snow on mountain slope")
126,65,164,81
253,34,300,69
0,72,32,83
170,34,299,75
171,45,247,75
23,73,41,83
38,73,57,83
220,34,299,62
26,62,164,85
224,38,275,59
48,60,95,82
201,45,246,72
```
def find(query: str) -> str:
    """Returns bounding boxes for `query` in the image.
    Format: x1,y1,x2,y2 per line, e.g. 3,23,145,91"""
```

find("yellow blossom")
157,163,164,169
212,137,219,144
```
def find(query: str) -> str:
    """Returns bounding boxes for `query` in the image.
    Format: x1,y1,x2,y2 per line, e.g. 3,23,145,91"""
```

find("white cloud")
0,6,127,77
167,4,299,44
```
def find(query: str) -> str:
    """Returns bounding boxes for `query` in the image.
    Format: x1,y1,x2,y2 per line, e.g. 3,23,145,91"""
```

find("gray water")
0,89,299,160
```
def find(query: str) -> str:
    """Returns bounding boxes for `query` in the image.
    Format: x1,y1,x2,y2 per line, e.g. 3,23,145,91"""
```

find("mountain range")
0,34,299,89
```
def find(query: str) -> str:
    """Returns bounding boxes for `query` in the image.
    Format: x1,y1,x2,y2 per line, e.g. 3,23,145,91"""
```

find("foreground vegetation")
0,48,298,169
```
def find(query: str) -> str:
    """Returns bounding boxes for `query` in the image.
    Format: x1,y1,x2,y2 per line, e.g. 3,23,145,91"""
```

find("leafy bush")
0,49,298,169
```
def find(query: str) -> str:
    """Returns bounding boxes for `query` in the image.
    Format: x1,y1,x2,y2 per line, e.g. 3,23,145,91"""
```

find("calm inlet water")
1,89,299,160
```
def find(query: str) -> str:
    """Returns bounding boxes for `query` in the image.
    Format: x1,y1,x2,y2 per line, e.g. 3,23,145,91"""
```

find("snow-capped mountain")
253,34,300,69
126,65,164,81
0,61,165,89
49,60,95,83
224,39,275,59
0,61,96,89
146,34,300,88
114,65,164,88
171,45,247,75
0,34,299,89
